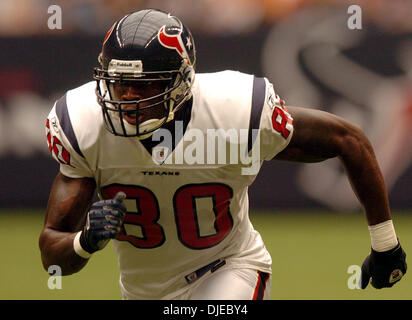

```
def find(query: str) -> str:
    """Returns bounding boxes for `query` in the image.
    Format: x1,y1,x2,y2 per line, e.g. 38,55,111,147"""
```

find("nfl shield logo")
185,272,197,284
152,146,169,164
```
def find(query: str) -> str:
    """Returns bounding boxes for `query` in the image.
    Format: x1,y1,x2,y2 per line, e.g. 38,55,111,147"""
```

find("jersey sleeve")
254,78,294,161
45,94,94,178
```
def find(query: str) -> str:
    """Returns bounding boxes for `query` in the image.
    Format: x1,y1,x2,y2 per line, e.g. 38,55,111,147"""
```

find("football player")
39,9,406,299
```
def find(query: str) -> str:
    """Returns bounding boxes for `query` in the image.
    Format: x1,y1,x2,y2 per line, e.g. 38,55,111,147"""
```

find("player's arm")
274,106,406,288
39,173,96,275
275,106,390,224
39,173,127,276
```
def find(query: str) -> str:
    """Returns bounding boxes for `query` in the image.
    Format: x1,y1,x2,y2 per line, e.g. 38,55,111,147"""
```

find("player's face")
112,81,168,125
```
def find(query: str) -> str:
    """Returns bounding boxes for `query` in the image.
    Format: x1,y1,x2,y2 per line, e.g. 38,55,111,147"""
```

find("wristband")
73,231,92,259
368,220,398,252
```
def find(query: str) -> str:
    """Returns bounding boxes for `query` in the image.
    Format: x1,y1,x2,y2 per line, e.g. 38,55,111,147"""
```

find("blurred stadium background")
0,0,410,299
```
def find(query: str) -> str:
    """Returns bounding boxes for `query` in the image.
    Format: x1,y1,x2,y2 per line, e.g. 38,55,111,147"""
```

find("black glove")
360,241,407,289
79,192,127,254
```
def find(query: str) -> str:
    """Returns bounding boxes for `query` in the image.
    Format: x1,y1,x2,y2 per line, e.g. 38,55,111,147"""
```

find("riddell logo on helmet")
108,60,143,76
117,62,133,67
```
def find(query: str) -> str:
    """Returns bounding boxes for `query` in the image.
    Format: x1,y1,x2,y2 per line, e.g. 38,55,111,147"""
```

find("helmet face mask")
93,9,196,138
94,67,186,137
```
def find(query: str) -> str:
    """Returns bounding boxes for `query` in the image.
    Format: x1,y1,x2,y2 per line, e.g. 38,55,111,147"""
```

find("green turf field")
0,209,410,300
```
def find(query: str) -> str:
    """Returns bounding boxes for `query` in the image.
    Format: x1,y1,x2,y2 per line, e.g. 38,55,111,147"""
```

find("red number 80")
102,183,234,250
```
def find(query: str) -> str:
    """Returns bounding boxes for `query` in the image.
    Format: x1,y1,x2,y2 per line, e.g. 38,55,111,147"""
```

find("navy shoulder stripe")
55,93,84,158
247,76,266,153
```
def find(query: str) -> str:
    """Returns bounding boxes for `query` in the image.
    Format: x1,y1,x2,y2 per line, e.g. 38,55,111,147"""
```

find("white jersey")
45,70,294,299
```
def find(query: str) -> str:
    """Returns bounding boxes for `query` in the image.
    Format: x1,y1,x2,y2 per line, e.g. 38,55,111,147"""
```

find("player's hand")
79,192,127,254
360,241,407,289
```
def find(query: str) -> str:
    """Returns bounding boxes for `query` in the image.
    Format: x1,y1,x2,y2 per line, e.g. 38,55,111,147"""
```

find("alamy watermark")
347,264,361,289
47,5,62,30
47,265,62,290
347,5,362,30
150,121,261,175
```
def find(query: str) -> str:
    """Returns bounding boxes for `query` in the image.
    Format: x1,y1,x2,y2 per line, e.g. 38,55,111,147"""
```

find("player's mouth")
122,110,142,125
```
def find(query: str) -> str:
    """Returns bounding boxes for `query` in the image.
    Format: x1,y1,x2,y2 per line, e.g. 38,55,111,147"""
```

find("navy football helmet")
94,9,196,138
